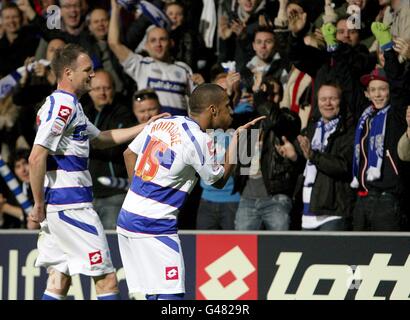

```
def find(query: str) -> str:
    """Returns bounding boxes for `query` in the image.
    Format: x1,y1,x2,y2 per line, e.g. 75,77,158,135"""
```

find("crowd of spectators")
0,0,409,231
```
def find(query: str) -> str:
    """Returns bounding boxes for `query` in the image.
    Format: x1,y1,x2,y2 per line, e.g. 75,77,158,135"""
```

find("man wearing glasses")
85,70,136,230
18,0,86,43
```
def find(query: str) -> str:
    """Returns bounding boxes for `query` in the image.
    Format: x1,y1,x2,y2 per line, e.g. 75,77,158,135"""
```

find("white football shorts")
118,233,185,295
35,208,115,276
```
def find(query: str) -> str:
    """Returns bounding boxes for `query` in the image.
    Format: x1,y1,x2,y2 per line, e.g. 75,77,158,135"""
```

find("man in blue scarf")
350,22,410,231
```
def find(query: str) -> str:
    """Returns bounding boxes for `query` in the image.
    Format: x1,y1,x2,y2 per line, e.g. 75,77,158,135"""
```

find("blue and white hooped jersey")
117,116,224,238
121,53,193,116
34,90,100,213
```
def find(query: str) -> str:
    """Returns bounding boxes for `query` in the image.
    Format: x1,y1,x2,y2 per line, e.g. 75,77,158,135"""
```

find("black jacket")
13,75,55,146
358,50,410,198
79,31,132,96
289,24,376,122
296,117,356,218
169,25,203,72
83,97,136,198
0,25,40,76
29,14,86,44
233,102,303,197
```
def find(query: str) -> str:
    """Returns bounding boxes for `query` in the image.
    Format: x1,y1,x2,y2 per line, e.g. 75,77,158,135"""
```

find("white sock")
44,290,65,300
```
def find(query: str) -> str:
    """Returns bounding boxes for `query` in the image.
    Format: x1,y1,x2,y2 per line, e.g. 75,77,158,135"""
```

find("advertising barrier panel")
1,231,409,300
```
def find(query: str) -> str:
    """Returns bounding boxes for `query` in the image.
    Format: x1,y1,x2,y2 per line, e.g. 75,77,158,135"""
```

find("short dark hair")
336,14,351,26
9,149,30,171
189,83,226,115
318,80,343,97
1,2,22,19
253,26,275,42
209,63,226,83
335,14,360,38
164,1,185,13
262,75,284,101
133,88,159,102
51,44,88,81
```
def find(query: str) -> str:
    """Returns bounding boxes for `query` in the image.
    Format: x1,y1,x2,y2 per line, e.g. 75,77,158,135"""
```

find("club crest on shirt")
174,70,182,79
51,117,66,135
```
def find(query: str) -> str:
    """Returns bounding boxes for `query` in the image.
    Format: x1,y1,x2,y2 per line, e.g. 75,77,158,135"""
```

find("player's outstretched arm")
28,144,49,223
92,112,171,149
108,0,133,63
212,116,266,189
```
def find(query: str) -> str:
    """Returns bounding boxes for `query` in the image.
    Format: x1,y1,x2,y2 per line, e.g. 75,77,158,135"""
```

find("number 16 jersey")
117,116,224,238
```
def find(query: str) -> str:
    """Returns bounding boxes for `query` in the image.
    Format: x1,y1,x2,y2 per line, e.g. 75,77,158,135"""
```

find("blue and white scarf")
351,105,390,188
0,155,33,216
117,0,139,11
117,0,171,30
303,117,340,215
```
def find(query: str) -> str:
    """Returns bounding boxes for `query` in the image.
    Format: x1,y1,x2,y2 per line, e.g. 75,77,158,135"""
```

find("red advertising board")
196,235,258,300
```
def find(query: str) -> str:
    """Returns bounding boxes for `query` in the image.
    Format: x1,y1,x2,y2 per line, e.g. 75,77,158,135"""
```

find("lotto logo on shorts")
89,251,103,265
165,266,179,280
57,105,72,122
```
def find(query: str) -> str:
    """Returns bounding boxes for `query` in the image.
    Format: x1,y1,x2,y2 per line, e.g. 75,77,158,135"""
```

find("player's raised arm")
212,116,266,189
91,112,170,149
108,0,133,63
28,144,49,222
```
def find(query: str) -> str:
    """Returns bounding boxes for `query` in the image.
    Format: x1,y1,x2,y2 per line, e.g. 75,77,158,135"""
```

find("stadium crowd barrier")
1,230,409,300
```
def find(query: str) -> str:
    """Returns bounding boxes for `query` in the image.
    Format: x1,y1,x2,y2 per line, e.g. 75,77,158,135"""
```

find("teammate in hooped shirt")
29,43,168,300
118,83,265,300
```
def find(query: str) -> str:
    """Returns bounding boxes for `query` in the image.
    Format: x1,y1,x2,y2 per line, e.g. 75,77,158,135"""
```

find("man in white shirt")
108,0,193,116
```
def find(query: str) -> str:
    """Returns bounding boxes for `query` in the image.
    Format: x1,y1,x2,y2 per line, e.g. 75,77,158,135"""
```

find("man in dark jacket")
278,81,355,230
240,26,289,93
288,9,376,122
83,70,136,229
233,80,303,230
18,0,86,43
79,7,128,95
0,3,39,76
